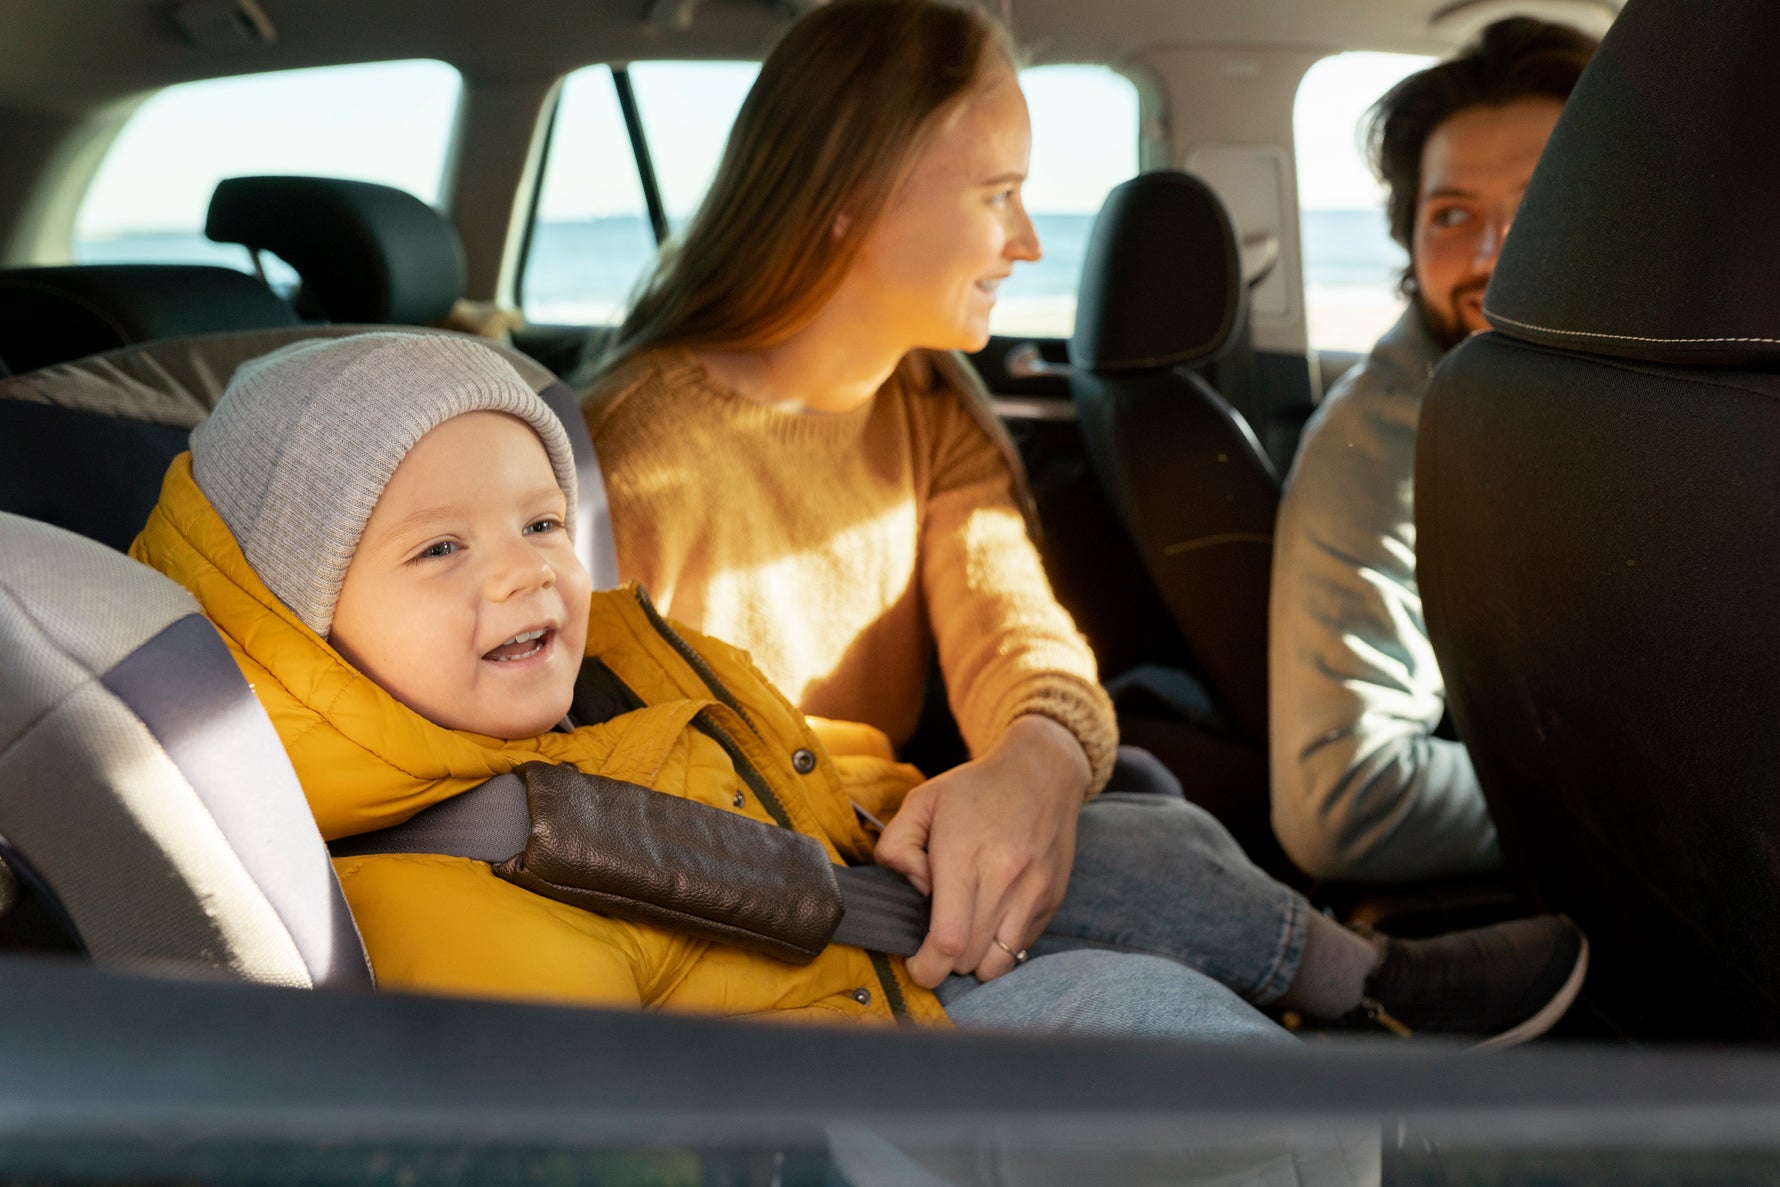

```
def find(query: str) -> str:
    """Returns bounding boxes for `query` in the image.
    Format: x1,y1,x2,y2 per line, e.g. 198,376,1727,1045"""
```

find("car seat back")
206,176,466,325
0,263,301,375
0,512,373,988
1069,171,1280,745
0,326,617,587
1417,0,1780,1037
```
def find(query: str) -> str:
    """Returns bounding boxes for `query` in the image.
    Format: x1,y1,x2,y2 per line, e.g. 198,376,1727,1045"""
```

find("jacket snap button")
792,748,817,774
732,790,746,808
852,987,872,1005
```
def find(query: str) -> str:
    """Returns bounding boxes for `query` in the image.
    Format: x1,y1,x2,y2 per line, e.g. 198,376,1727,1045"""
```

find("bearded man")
1269,18,1598,883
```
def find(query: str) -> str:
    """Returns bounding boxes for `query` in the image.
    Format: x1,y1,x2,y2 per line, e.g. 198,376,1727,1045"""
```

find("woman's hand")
873,715,1091,989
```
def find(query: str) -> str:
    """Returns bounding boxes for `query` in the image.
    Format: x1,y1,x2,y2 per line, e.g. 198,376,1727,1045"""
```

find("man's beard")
1418,278,1490,352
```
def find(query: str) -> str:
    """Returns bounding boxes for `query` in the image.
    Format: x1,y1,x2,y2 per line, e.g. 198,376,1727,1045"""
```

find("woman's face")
848,59,1042,354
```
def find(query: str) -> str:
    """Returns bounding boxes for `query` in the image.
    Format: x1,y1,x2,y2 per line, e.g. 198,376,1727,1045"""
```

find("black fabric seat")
0,263,301,375
0,401,192,553
1069,172,1280,747
206,175,466,325
1416,0,1780,1038
1067,171,1285,865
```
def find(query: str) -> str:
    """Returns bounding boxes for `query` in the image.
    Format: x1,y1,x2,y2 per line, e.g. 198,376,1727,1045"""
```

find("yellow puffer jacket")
131,454,948,1026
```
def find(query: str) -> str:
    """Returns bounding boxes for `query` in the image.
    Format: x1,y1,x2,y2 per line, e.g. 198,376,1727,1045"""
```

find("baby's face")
330,411,591,739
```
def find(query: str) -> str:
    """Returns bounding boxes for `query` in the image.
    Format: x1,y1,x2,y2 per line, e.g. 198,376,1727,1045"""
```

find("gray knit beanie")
190,332,578,637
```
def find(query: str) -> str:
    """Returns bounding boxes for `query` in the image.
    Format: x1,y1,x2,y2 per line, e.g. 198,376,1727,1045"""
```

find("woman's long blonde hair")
599,0,1013,371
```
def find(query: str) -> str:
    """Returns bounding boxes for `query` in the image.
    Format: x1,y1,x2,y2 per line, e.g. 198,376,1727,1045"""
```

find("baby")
131,332,1583,1043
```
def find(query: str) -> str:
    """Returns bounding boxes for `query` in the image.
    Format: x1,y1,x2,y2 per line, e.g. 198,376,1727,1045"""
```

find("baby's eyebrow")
373,487,565,547
521,484,566,511
374,503,464,546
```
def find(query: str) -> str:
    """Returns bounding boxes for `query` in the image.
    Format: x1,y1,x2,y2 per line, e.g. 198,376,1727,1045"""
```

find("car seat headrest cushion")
1070,171,1243,375
206,176,466,326
1483,0,1780,365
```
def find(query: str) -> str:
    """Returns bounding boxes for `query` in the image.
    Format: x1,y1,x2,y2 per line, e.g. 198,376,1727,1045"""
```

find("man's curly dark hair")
1365,17,1597,295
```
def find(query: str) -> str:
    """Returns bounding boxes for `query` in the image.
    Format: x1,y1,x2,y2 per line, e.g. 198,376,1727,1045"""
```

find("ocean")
72,208,1407,350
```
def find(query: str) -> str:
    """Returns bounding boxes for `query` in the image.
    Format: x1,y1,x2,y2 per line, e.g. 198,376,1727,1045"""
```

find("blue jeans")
939,789,1312,1041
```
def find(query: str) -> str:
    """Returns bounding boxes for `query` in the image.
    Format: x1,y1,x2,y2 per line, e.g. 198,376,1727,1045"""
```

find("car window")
627,60,762,233
521,60,759,324
520,61,1137,336
1294,51,1435,352
73,60,462,288
992,65,1139,340
520,65,660,324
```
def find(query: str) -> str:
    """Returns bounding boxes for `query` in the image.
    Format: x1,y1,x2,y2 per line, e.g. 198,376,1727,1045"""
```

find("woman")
582,0,1584,1041
584,0,1103,992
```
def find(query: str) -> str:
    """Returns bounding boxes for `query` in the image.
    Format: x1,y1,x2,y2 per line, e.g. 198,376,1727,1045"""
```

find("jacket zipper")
691,712,793,830
632,586,795,829
634,585,757,732
868,951,912,1023
631,587,911,1023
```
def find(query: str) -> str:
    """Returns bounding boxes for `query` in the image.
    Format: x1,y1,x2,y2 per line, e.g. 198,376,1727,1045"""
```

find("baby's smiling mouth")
482,627,553,663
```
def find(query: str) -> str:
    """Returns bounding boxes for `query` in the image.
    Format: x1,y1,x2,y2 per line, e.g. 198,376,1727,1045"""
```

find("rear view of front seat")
0,512,372,989
1068,172,1282,852
0,263,301,375
1416,0,1780,1038
206,175,466,326
1070,171,1280,747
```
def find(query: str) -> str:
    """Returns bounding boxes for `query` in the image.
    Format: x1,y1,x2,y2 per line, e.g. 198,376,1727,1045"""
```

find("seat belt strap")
327,773,929,956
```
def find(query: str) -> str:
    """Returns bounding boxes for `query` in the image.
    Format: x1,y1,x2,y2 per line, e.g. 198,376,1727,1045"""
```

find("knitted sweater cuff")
983,675,1119,796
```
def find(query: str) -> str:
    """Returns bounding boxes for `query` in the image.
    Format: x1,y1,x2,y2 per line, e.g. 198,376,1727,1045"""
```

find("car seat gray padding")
536,378,619,588
0,513,371,989
0,325,619,587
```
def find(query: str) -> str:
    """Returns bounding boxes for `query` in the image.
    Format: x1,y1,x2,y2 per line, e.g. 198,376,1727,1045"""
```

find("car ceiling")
0,0,1620,113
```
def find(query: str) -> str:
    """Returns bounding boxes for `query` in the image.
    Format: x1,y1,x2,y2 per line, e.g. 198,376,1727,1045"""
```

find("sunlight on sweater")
701,501,925,728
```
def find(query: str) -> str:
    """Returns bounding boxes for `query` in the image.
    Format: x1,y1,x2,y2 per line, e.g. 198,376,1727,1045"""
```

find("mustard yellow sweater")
584,348,1117,792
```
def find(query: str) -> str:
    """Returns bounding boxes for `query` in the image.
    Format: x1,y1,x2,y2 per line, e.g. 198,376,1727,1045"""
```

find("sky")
1293,51,1432,208
76,51,1431,239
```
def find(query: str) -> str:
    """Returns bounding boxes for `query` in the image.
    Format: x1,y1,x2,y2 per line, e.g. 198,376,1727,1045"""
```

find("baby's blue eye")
523,518,561,536
417,540,459,560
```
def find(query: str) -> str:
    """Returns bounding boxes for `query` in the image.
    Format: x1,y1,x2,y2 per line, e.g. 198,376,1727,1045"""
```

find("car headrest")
1482,0,1780,366
1070,171,1243,375
0,512,372,989
0,265,301,376
206,176,466,326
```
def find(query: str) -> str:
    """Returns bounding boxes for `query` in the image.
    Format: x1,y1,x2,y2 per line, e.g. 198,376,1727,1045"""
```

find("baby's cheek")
559,612,591,662
559,573,594,653
545,651,580,718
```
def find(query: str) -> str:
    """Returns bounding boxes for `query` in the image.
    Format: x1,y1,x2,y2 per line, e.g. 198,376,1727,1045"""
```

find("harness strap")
328,773,530,863
327,773,929,957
